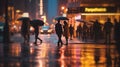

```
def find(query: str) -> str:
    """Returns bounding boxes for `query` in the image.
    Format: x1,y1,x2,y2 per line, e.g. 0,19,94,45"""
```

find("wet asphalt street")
0,33,120,67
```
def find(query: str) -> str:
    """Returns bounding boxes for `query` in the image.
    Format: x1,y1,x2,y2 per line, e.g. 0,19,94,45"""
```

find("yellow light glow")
40,0,43,15
81,13,120,15
22,12,29,17
85,8,107,12
16,10,21,13
41,15,46,22
61,6,65,10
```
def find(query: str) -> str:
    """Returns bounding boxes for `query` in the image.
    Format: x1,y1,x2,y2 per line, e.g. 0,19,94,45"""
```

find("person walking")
21,18,30,43
63,21,69,45
92,19,102,42
55,20,63,46
82,23,88,42
103,18,113,44
69,24,74,40
76,23,82,39
114,18,120,59
33,25,42,44
114,18,120,42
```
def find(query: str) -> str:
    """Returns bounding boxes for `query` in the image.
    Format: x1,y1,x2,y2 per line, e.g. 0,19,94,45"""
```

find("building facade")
67,0,120,24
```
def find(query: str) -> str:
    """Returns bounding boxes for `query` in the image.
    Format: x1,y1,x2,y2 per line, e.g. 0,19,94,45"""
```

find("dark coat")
63,22,69,37
114,22,120,41
55,22,63,35
103,21,113,34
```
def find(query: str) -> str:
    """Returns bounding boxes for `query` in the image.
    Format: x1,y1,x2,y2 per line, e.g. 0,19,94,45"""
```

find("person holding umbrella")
63,21,69,45
20,18,30,43
33,25,42,44
30,19,44,44
55,20,63,46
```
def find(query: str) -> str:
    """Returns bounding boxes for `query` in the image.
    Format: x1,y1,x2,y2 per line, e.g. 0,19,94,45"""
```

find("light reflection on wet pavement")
0,42,119,67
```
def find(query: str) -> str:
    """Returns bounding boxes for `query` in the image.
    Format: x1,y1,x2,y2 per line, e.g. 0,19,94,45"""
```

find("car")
40,26,53,34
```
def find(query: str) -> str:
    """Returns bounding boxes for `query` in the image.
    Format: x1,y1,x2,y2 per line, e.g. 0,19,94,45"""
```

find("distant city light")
40,0,43,15
61,6,65,10
16,10,21,13
22,12,29,17
75,15,81,20
62,13,67,17
41,15,46,22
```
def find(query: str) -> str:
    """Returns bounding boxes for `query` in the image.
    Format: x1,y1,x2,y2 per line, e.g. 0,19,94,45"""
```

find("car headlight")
40,30,43,32
48,29,52,33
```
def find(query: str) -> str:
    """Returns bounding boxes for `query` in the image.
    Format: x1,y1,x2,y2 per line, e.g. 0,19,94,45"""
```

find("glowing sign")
85,8,107,12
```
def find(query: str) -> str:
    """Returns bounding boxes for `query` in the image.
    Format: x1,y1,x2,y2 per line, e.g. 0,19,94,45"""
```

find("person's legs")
34,33,37,44
57,34,63,46
108,33,111,44
59,34,63,45
65,36,68,45
70,34,72,40
23,34,27,43
57,34,60,46
78,32,80,39
37,36,42,43
104,33,107,44
26,33,30,43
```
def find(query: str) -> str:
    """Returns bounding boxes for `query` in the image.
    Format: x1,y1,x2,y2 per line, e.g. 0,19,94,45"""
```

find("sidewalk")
68,37,115,44
0,33,116,44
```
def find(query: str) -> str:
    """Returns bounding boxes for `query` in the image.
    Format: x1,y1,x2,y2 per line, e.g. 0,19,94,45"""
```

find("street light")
61,6,65,10
61,6,68,17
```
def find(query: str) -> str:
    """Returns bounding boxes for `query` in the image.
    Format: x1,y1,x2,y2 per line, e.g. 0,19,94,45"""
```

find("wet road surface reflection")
0,43,119,67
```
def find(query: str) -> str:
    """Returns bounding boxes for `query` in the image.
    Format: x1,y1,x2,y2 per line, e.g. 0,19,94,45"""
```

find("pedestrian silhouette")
89,25,94,40
114,18,120,42
21,19,30,43
55,20,63,46
93,19,102,42
76,23,82,39
63,21,69,45
33,25,42,44
103,18,113,44
69,24,74,40
82,23,88,42
114,19,120,64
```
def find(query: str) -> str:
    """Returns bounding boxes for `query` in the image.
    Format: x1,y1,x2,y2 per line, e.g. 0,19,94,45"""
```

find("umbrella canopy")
55,16,69,21
75,19,86,23
30,19,44,27
17,17,30,21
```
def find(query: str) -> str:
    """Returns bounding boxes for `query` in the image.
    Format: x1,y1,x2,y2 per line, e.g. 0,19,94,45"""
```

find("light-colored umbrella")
17,17,30,21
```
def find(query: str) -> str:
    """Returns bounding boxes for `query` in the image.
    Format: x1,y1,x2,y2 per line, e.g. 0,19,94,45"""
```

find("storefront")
68,6,120,24
67,6,120,37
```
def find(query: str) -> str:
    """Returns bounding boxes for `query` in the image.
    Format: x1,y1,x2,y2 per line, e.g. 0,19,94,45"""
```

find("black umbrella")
55,16,69,21
75,19,86,23
30,19,44,26
17,17,30,21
